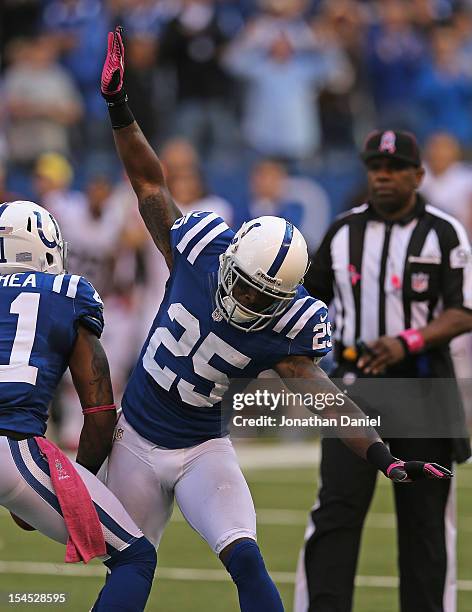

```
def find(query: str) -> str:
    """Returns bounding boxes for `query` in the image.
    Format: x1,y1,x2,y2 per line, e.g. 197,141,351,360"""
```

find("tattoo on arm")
88,339,114,407
69,327,114,409
274,355,327,380
111,121,181,270
275,355,381,458
139,190,181,270
70,327,115,474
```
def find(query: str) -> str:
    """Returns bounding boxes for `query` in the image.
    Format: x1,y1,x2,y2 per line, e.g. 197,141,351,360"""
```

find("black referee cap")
361,130,421,167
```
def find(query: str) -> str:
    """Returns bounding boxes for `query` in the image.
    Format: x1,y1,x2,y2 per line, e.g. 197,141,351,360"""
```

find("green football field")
0,443,471,612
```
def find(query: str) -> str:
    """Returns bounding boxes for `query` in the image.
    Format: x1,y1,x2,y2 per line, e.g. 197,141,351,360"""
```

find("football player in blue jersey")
101,27,453,611
0,200,156,611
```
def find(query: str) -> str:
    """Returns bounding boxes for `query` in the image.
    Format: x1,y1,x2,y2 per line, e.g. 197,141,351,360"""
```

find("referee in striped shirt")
295,130,472,612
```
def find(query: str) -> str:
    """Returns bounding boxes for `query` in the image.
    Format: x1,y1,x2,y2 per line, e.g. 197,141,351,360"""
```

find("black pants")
302,436,453,612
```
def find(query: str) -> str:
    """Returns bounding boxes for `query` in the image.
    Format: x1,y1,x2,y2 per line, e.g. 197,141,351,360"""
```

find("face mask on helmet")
215,216,309,332
216,254,298,332
0,201,67,276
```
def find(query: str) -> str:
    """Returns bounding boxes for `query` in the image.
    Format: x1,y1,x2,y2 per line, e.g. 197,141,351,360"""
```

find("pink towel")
35,437,106,563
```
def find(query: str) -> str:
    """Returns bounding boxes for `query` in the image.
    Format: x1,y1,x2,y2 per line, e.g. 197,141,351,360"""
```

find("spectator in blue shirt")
364,0,426,130
415,24,472,146
42,0,114,164
224,16,352,161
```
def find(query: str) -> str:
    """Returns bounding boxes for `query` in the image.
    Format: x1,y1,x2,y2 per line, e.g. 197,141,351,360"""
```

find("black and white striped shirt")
305,196,472,348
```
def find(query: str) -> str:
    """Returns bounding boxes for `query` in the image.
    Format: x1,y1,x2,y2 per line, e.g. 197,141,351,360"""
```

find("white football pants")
0,436,143,556
106,415,257,554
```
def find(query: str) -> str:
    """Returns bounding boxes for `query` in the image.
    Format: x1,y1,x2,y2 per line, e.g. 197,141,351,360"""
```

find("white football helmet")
216,216,309,332
0,201,67,275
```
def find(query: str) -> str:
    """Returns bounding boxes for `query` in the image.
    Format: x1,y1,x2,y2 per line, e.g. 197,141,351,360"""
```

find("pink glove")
101,25,125,103
387,460,453,483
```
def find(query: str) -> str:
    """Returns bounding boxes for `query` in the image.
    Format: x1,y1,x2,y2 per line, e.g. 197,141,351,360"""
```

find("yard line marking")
235,442,320,469
169,509,472,531
1,561,472,591
2,506,472,531
172,508,309,526
0,560,105,578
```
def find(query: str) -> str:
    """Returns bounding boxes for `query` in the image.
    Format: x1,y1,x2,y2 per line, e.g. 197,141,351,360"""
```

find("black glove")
367,441,453,483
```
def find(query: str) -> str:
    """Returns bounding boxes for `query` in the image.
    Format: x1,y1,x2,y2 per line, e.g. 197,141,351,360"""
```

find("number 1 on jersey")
0,293,40,385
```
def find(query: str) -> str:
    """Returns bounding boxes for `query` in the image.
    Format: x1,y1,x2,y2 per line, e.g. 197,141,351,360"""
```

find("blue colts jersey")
0,272,104,436
123,212,332,449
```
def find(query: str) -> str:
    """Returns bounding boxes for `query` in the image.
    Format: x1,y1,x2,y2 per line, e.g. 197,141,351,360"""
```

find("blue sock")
224,540,284,612
92,537,157,612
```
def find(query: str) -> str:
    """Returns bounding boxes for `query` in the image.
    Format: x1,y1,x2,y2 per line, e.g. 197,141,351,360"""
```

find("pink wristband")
82,404,116,415
398,328,425,354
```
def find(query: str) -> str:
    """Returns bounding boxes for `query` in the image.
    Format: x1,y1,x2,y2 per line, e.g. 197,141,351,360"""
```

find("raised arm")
101,26,181,270
110,122,180,270
274,355,453,482
69,325,117,475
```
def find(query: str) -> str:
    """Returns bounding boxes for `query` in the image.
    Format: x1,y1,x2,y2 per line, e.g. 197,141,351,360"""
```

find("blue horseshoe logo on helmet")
33,211,58,249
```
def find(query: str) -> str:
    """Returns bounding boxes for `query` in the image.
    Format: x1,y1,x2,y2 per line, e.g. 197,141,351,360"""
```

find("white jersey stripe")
52,274,64,294
426,204,472,310
18,440,56,497
410,300,429,332
101,524,129,554
176,212,219,254
331,224,356,346
66,275,81,298
286,300,326,339
333,284,344,344
360,222,384,342
187,222,229,265
385,221,417,337
273,297,310,333
443,477,457,612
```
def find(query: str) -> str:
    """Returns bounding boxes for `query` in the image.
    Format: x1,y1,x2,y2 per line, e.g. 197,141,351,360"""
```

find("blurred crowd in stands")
3,0,472,446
